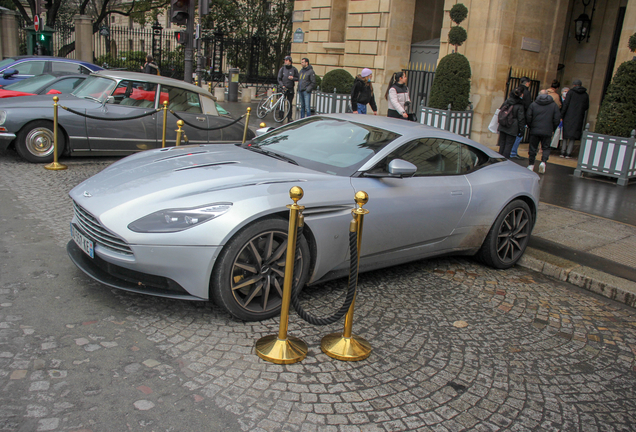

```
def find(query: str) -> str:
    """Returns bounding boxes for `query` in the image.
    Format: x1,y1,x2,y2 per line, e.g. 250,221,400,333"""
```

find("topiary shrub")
629,33,636,53
428,52,472,111
449,3,468,24
321,69,354,94
448,26,467,48
595,59,636,137
315,74,322,89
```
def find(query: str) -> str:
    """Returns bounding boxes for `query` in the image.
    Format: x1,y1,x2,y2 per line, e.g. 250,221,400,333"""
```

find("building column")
0,9,20,59
74,15,94,63
614,0,636,74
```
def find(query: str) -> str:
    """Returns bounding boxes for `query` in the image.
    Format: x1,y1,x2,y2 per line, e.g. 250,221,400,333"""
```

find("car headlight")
0,110,6,126
128,203,232,233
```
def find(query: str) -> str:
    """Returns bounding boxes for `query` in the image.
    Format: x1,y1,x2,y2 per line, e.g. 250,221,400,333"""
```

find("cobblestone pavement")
1,149,636,432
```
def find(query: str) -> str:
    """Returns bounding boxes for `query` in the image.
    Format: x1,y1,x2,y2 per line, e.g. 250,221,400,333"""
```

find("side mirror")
3,68,18,79
388,159,417,176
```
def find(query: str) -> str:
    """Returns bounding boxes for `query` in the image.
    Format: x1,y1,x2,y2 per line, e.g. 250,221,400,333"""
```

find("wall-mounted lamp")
574,0,596,43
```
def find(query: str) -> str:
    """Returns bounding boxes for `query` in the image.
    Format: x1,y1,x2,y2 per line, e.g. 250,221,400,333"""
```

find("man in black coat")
277,56,299,122
526,90,561,174
560,79,589,158
510,76,532,159
497,86,526,159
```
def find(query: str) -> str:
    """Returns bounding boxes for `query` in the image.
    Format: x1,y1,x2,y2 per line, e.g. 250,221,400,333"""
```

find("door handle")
451,190,464,196
196,117,205,121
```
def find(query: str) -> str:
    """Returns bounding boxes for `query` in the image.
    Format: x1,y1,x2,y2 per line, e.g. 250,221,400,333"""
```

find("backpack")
498,103,516,128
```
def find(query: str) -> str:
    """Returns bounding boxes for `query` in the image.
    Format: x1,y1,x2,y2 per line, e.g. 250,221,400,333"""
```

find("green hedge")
595,59,636,137
428,53,471,111
321,69,354,94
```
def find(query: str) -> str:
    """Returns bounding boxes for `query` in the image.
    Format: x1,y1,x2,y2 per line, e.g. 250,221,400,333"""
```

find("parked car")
0,72,87,98
0,56,102,86
67,114,540,322
0,70,254,163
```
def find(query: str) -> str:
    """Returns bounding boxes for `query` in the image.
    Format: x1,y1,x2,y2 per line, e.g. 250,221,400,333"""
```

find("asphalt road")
1,149,635,432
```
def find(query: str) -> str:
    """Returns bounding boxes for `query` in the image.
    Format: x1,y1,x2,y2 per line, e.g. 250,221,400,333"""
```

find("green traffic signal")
40,34,45,41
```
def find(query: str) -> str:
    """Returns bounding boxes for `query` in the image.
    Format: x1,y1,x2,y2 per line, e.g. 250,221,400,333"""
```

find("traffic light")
175,31,188,45
170,0,190,25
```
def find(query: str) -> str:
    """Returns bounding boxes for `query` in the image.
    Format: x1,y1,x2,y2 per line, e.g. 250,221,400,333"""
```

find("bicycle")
257,87,291,122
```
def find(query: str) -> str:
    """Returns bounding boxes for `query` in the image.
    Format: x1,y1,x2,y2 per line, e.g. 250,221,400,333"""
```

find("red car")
0,72,87,99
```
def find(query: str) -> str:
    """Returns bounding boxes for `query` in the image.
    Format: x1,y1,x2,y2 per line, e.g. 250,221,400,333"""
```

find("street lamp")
574,0,596,43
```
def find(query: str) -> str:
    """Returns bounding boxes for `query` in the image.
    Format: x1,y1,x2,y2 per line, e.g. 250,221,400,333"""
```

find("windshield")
249,116,400,176
71,75,117,103
0,58,17,70
3,73,56,92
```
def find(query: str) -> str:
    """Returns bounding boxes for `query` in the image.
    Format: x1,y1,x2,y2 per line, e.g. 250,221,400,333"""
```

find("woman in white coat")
385,72,411,120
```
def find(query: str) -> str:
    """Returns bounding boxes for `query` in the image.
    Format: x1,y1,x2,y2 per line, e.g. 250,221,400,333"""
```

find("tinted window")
51,62,83,74
3,73,57,92
161,85,202,113
42,77,86,94
108,80,157,108
14,61,46,75
370,138,487,176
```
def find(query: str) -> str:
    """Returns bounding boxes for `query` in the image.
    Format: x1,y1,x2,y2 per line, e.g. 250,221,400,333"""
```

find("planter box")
419,105,473,138
574,127,636,186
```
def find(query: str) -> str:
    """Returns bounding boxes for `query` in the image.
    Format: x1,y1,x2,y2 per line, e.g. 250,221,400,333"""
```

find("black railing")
403,65,436,117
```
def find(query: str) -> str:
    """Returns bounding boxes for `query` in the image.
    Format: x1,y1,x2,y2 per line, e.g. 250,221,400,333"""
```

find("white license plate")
71,223,94,259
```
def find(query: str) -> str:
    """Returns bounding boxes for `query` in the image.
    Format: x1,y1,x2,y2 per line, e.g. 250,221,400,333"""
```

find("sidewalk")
219,100,636,308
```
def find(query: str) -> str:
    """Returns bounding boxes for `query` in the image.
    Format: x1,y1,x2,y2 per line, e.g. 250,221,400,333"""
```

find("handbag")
550,121,562,148
488,109,500,133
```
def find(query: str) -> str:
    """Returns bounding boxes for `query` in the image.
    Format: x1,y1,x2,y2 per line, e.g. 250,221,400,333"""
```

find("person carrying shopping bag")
385,72,412,120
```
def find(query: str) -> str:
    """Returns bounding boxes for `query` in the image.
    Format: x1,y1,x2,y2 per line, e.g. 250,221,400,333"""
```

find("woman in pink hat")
350,68,378,115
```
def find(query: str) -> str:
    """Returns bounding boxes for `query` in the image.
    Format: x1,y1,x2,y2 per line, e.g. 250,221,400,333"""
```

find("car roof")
92,70,215,97
320,113,499,156
4,56,102,70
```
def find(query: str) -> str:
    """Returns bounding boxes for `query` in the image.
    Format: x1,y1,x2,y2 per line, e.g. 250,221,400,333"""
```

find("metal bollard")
242,107,251,144
44,96,67,171
321,191,371,361
255,186,308,364
175,120,184,146
161,101,168,148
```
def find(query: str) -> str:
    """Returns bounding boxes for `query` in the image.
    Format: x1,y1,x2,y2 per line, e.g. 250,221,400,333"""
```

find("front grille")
73,201,133,255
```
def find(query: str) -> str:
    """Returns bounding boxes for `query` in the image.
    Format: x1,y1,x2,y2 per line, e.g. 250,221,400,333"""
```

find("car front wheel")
16,120,65,163
477,199,533,269
211,218,310,321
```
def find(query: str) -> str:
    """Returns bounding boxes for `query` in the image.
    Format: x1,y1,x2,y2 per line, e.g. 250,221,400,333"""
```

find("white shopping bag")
488,109,499,133
550,121,562,148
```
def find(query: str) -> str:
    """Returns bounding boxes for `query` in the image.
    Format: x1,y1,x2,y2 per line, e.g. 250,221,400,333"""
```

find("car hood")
0,93,98,109
70,144,350,218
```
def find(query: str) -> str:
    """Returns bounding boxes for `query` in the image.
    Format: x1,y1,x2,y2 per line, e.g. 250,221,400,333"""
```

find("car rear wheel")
16,120,65,163
211,218,310,321
477,199,532,269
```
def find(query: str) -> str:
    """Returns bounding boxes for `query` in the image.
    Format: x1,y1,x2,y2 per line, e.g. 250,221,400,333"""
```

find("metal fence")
574,126,636,186
419,104,473,138
294,89,352,119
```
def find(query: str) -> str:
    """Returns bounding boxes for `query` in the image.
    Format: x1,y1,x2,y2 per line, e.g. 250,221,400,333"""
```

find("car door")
351,137,471,264
87,79,158,151
156,85,208,146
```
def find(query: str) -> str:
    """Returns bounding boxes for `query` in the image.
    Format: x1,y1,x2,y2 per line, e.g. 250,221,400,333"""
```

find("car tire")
211,217,311,321
16,120,65,164
477,199,533,269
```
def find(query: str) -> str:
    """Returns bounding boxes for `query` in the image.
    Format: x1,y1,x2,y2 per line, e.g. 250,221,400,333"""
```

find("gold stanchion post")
242,107,251,143
260,122,266,128
321,191,371,361
44,96,67,171
175,120,184,146
255,186,308,364
161,101,168,148
208,82,212,93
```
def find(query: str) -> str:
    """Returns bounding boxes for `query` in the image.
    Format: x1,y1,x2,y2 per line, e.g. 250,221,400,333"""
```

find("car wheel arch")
15,119,70,161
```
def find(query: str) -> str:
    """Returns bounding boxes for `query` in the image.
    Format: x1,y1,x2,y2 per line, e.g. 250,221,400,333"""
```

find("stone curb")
518,247,636,308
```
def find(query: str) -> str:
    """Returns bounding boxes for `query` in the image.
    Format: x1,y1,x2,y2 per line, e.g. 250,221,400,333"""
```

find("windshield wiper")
245,146,298,165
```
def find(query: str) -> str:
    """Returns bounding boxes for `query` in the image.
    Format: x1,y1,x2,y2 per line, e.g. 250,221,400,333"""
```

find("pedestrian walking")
546,79,562,109
526,90,561,174
510,76,532,160
497,86,526,159
297,58,316,119
560,79,589,158
141,55,159,75
351,68,378,115
385,71,411,120
277,56,299,122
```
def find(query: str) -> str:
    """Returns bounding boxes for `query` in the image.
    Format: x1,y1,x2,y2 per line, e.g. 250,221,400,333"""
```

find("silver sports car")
67,115,540,321
0,70,252,163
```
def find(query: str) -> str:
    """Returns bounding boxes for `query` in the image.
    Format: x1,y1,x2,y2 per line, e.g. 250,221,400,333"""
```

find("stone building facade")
291,0,635,145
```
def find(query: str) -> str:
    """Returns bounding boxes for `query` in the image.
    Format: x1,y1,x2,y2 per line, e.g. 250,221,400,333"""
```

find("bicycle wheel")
273,98,290,123
256,95,274,119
